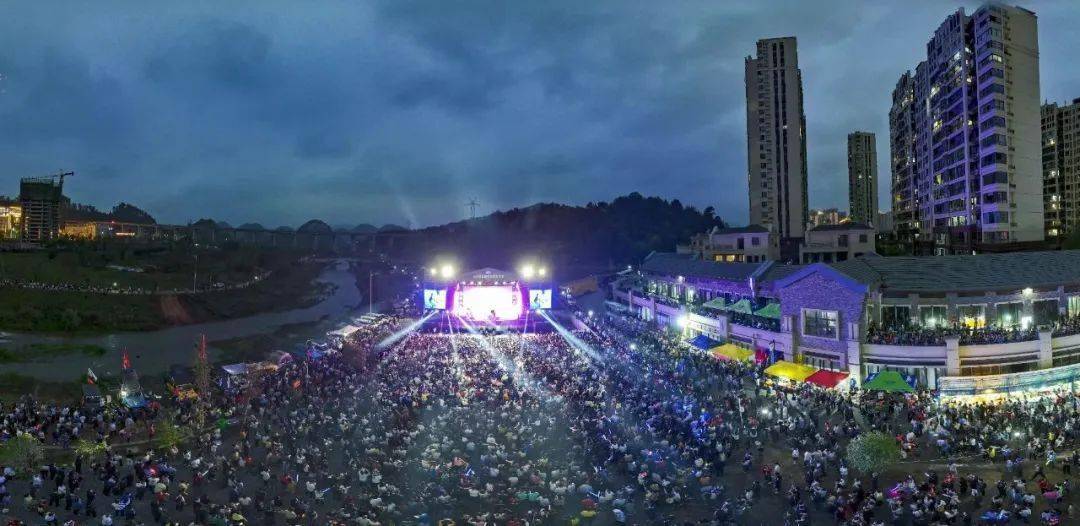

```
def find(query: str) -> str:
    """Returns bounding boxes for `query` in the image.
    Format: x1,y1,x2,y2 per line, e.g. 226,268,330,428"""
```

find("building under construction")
19,172,71,243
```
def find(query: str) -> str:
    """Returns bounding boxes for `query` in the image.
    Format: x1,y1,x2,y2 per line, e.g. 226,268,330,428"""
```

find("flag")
87,369,97,384
122,351,131,370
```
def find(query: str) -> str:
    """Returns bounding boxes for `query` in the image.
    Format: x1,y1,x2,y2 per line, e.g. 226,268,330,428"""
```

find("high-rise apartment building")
1042,99,1080,239
889,5,1043,254
745,37,809,240
847,131,879,226
890,72,919,248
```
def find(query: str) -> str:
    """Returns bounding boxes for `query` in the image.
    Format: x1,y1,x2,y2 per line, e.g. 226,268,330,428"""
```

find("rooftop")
707,224,770,235
829,250,1080,293
808,222,873,232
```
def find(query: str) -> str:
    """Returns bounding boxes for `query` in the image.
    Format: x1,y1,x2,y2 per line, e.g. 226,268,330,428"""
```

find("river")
0,260,363,382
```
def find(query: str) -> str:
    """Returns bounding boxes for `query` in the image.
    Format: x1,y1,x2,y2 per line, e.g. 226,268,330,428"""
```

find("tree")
0,433,44,474
73,439,110,461
846,431,900,473
155,420,185,450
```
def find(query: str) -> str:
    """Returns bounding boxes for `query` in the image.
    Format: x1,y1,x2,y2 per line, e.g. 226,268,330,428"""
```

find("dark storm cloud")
1,1,1078,228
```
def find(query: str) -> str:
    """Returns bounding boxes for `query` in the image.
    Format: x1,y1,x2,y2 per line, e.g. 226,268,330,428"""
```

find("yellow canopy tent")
763,361,818,382
710,344,753,362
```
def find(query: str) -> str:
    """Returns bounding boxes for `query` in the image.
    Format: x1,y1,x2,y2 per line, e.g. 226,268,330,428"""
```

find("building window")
997,302,1022,327
957,304,986,329
752,237,761,246
881,305,911,327
803,309,839,339
859,234,868,243
1034,299,1059,326
1069,296,1080,317
918,305,947,328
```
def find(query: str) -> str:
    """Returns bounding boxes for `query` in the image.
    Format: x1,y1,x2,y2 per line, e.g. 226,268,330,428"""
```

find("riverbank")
0,261,363,386
0,260,329,333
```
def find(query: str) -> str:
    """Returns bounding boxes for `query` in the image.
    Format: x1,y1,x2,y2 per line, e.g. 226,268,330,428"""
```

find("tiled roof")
829,250,1080,292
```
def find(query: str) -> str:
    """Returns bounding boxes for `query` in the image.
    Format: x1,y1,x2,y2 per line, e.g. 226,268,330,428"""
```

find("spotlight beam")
376,310,436,350
537,310,602,363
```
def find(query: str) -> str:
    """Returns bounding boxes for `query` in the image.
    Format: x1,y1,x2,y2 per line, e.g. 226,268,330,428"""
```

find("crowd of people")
866,323,1042,347
3,306,1080,524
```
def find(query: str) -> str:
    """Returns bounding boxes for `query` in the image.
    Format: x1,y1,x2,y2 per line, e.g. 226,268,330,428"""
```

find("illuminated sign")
423,289,447,310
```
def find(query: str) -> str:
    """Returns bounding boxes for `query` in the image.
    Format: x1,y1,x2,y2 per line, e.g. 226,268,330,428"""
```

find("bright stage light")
677,315,689,328
520,265,535,279
440,264,455,279
538,267,547,277
429,267,437,276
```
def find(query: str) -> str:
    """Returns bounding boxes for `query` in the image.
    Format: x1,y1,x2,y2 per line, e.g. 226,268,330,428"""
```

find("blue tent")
687,334,721,350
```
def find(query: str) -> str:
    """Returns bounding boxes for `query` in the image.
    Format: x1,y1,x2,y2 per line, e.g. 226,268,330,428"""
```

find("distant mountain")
391,192,724,268
62,200,156,224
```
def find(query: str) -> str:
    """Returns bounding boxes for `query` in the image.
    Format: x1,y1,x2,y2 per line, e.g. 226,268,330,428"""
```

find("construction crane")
21,170,74,188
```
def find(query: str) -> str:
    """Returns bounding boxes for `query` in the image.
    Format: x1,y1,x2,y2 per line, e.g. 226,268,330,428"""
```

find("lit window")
803,309,839,339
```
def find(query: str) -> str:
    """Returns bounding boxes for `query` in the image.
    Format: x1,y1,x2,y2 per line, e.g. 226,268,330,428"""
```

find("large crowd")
2,308,1080,524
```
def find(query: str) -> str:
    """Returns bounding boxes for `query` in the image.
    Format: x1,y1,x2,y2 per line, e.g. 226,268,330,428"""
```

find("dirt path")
159,294,194,325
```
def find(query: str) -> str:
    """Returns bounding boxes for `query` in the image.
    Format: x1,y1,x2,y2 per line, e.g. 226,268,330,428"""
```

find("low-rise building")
612,250,1080,396
678,225,778,263
798,223,876,263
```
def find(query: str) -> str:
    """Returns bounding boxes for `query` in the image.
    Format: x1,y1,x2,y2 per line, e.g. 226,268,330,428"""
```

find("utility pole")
193,254,198,291
467,198,479,219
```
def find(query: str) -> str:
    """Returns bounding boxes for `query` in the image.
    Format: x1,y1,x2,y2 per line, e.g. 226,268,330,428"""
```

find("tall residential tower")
847,131,878,226
1042,99,1080,239
888,5,1042,254
745,37,809,240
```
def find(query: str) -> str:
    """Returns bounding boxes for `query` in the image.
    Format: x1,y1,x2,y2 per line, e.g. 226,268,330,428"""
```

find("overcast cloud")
1,1,1078,228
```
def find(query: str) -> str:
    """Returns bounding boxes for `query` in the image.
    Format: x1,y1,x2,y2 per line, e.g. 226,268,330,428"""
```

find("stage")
419,266,557,333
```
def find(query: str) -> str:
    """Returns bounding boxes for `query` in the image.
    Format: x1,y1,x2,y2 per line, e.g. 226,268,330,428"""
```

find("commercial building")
1042,99,1080,239
798,223,876,263
613,250,1080,396
809,208,847,227
19,176,64,243
677,225,778,263
847,132,878,226
889,5,1043,255
0,203,21,240
745,36,809,240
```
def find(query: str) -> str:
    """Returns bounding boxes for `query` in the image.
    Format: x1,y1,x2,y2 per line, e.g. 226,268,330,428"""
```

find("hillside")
393,193,724,270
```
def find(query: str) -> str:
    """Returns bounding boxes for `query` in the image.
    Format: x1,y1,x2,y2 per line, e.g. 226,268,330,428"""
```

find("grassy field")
0,243,287,291
209,320,326,365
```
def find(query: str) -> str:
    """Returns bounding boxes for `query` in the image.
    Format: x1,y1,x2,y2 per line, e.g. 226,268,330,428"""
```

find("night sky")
2,1,1079,229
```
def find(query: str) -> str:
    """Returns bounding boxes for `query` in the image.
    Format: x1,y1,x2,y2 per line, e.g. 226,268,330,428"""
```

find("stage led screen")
529,289,553,310
453,285,523,321
423,289,447,310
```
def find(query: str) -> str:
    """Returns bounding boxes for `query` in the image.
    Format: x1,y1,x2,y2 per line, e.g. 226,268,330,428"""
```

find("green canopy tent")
863,371,915,393
754,302,781,319
727,299,754,314
702,297,727,310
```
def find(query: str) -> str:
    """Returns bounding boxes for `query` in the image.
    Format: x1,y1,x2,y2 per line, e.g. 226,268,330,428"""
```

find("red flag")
122,351,131,370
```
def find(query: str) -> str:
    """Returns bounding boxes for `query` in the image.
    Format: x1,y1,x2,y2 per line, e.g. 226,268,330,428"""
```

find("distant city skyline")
3,2,1080,228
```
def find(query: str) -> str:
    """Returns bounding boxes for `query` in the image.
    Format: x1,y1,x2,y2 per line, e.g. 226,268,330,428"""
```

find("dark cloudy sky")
2,1,1079,229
